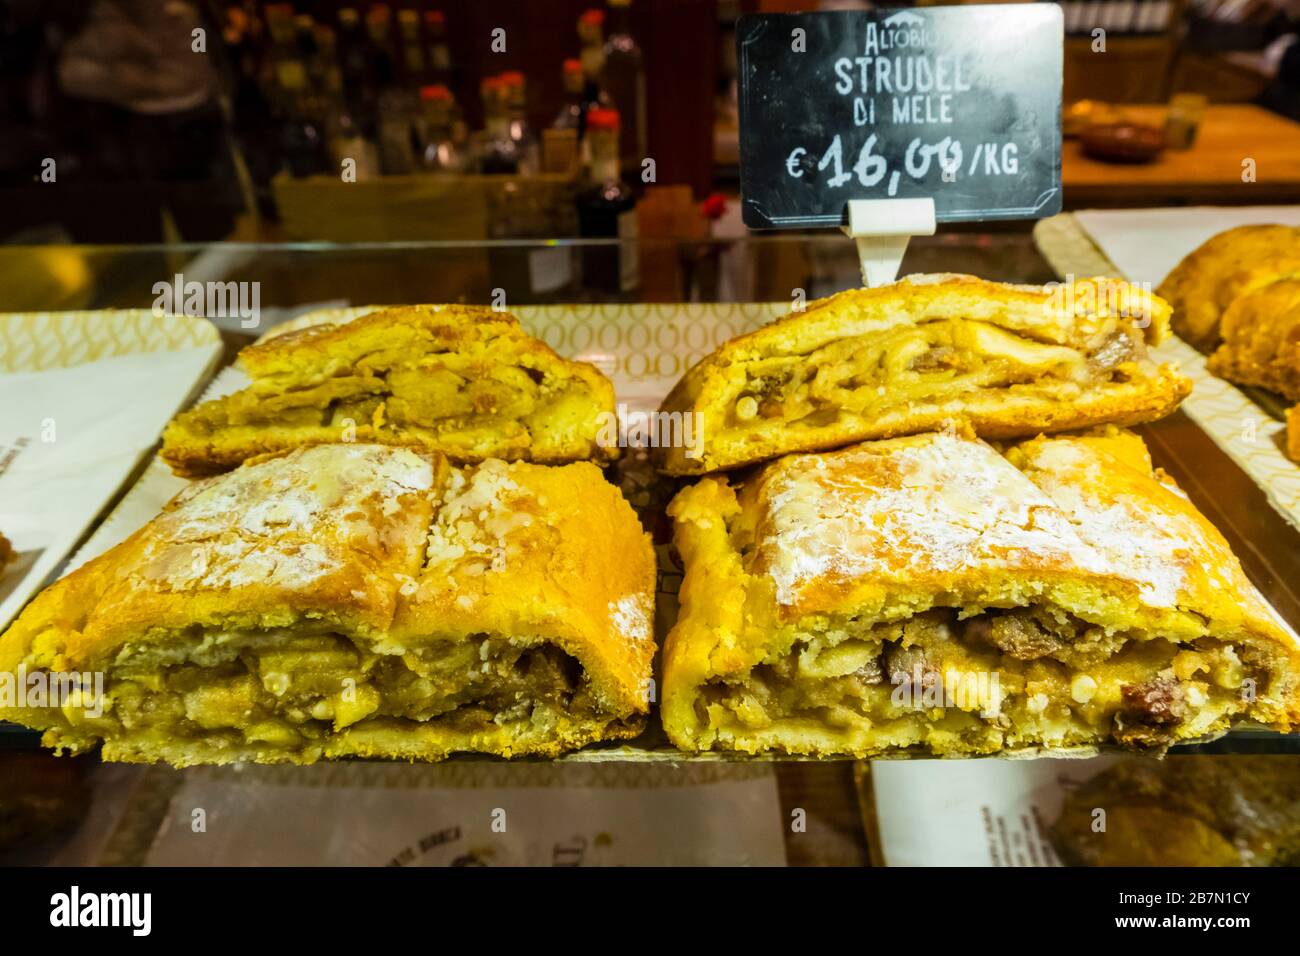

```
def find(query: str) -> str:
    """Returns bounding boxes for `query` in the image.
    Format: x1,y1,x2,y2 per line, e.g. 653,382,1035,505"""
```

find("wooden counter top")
1063,104,1300,207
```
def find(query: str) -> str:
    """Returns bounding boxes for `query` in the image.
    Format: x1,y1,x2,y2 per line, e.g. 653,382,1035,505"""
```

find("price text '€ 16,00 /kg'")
782,27,1024,198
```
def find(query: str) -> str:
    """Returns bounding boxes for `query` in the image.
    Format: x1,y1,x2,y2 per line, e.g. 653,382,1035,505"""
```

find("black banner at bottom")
0,865,1279,941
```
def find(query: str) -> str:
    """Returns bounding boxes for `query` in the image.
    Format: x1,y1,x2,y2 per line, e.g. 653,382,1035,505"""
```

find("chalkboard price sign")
738,6,1063,229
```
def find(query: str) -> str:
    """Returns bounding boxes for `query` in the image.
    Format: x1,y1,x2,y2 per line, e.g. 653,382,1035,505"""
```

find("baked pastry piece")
663,427,1300,757
656,274,1189,475
1289,405,1300,463
1158,224,1300,353
0,444,655,766
1052,756,1300,866
0,532,12,572
1206,277,1300,401
161,305,617,477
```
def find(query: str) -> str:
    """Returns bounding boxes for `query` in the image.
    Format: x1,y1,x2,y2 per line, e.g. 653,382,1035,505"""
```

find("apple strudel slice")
663,427,1299,757
656,274,1190,476
0,444,655,766
161,305,618,477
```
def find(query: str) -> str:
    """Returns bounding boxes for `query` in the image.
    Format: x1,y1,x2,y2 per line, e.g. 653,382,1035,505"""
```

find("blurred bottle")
367,4,417,173
576,108,639,294
425,11,456,87
266,7,328,177
336,8,372,113
293,14,324,91
295,11,341,154
335,9,362,76
479,76,520,174
397,8,426,84
376,102,417,173
278,71,328,177
265,3,305,110
577,8,613,173
553,58,585,131
364,4,396,73
543,59,585,174
329,8,381,179
577,8,606,55
500,71,539,175
577,9,613,126
313,22,344,98
418,84,468,173
603,0,647,184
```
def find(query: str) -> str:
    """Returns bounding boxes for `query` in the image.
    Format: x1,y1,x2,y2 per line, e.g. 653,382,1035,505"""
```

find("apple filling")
172,357,602,470
43,628,616,762
695,607,1272,755
727,318,1144,430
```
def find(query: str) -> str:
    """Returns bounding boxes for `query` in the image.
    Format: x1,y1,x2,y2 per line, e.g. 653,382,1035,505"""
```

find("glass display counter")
0,227,1296,868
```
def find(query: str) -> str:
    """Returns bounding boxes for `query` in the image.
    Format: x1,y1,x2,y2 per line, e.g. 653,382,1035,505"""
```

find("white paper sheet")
1074,205,1300,286
64,363,250,570
869,756,1121,866
0,346,218,627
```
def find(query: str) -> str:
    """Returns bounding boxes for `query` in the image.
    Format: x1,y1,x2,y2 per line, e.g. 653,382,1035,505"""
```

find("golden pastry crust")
1207,277,1300,401
0,444,655,766
161,305,618,477
1158,224,1300,353
663,428,1300,757
1289,405,1300,464
656,274,1189,476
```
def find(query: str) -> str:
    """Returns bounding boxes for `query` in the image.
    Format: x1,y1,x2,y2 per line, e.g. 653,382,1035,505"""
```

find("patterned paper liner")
0,309,219,374
1034,213,1300,532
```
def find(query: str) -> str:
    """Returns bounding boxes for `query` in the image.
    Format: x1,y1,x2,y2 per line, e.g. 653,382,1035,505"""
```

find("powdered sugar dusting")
609,593,652,646
142,444,433,591
1019,441,1207,609
424,459,534,577
761,434,1089,606
760,432,1193,611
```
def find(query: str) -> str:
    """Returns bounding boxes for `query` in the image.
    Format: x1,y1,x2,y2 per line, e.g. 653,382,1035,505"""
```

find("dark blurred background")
2,0,1300,246
0,0,724,245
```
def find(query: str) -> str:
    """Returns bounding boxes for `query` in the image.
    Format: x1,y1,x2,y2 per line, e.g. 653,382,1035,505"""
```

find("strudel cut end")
663,427,1300,757
0,444,655,766
161,305,618,477
656,274,1190,475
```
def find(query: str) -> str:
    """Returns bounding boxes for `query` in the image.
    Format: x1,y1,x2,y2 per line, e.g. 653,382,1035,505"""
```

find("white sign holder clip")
841,197,937,288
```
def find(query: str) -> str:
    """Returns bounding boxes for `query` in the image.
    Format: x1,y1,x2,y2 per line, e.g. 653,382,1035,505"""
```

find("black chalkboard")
738,6,1063,229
